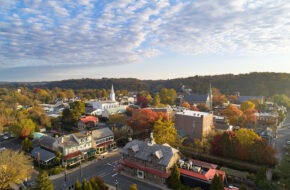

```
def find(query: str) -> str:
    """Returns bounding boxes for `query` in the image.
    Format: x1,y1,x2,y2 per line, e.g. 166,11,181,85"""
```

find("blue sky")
0,0,290,82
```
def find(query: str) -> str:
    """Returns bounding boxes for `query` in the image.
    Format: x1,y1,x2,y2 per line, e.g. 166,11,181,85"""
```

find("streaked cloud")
0,0,289,71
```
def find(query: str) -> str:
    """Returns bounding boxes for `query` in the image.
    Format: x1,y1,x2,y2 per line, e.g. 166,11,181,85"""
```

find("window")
137,170,144,179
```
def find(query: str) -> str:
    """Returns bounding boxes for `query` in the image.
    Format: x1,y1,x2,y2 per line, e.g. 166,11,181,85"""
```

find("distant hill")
1,72,290,97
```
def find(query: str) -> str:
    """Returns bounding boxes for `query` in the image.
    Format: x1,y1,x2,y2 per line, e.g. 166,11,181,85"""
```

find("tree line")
1,72,290,96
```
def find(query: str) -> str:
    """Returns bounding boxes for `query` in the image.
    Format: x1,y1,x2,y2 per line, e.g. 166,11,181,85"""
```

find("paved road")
275,113,290,161
51,151,162,190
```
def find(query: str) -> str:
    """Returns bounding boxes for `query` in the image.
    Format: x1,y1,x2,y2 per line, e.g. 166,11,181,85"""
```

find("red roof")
179,168,225,182
96,140,114,147
120,159,170,178
79,116,98,124
63,151,82,160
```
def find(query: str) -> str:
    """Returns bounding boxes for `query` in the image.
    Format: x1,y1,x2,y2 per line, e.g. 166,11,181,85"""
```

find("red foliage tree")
128,109,168,133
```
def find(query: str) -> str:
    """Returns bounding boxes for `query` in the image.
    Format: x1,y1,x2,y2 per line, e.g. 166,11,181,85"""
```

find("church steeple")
110,84,116,101
208,83,213,110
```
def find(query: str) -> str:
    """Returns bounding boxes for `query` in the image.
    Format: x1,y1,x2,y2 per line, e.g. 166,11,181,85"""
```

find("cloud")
0,0,289,69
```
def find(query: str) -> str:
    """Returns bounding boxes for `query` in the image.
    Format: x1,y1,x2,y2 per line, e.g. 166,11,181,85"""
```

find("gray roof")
39,136,59,151
121,140,179,167
183,94,208,103
91,127,113,140
31,147,56,162
237,96,264,103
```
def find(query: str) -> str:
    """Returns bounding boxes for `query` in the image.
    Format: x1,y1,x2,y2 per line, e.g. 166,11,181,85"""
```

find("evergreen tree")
90,177,99,190
36,171,53,190
75,180,82,190
167,164,181,189
210,175,224,190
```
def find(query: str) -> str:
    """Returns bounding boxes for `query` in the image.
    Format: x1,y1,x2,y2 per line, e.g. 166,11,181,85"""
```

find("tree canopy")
0,149,33,189
153,118,177,145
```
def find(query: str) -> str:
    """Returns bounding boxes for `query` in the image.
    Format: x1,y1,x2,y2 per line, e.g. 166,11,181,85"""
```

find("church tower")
208,84,213,110
110,84,116,102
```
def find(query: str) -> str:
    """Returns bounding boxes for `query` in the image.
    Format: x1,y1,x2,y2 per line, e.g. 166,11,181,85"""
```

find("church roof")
183,94,208,103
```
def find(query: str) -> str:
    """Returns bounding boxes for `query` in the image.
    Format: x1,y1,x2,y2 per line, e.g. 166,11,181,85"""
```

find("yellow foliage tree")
0,149,33,189
153,118,177,145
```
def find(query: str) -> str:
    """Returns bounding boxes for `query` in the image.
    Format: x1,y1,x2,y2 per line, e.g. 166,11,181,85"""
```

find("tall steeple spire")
110,84,116,101
208,83,213,110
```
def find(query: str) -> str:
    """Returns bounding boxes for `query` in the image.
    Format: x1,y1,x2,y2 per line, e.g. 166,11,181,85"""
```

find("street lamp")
114,178,118,190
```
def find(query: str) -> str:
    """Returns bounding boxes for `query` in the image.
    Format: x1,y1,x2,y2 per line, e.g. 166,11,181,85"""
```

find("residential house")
77,116,98,129
175,110,214,140
91,127,116,155
59,132,95,166
31,147,56,166
120,134,180,184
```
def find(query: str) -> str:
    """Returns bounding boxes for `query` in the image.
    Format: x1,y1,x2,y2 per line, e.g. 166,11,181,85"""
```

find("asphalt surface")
51,151,162,190
275,113,290,161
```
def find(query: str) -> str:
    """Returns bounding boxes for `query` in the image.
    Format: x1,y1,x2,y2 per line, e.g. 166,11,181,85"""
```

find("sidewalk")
119,171,171,190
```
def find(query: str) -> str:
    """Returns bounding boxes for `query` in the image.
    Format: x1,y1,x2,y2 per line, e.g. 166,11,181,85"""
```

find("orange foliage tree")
127,109,168,134
222,104,244,126
181,101,191,109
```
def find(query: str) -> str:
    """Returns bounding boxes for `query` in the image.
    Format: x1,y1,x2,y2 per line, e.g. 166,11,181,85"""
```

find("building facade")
91,127,116,155
120,136,180,184
175,110,214,140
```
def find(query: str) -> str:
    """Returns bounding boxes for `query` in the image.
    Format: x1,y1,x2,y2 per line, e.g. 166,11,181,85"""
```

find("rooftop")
175,110,211,117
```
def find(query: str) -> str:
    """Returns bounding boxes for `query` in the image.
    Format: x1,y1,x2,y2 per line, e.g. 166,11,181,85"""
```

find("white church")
87,85,120,115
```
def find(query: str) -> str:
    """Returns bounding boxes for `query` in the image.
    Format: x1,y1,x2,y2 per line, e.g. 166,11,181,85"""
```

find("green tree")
153,118,177,145
167,164,181,189
210,174,224,190
271,94,290,108
159,88,177,105
129,184,138,190
90,177,99,190
152,94,161,106
75,180,82,190
36,171,53,190
21,137,32,152
0,149,33,189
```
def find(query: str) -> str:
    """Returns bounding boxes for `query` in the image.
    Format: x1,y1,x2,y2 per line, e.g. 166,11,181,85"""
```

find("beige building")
175,110,214,140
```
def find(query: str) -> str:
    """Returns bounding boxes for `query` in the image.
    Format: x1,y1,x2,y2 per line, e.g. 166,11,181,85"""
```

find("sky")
0,0,290,82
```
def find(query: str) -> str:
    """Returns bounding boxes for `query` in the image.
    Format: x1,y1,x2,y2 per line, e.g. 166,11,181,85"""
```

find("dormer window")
154,150,163,159
130,144,139,152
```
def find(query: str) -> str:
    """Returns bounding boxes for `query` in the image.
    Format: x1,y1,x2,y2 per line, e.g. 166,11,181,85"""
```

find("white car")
3,136,8,140
287,141,290,145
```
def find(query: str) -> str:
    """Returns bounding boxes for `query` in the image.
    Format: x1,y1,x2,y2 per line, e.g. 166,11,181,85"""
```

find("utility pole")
80,158,83,180
63,164,67,190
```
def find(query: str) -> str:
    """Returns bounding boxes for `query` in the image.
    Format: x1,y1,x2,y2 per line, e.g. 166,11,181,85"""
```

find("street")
51,151,162,190
275,113,290,161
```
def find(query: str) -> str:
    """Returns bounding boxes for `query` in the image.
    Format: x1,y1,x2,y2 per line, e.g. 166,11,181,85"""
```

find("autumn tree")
75,180,82,190
197,103,210,112
167,164,181,189
36,171,54,190
222,104,244,126
212,88,227,106
210,175,224,190
271,94,290,108
0,149,33,189
210,129,277,165
152,94,161,107
62,101,85,125
181,101,191,109
159,88,177,105
153,118,177,145
129,184,138,190
137,91,152,108
128,109,168,132
22,137,32,152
